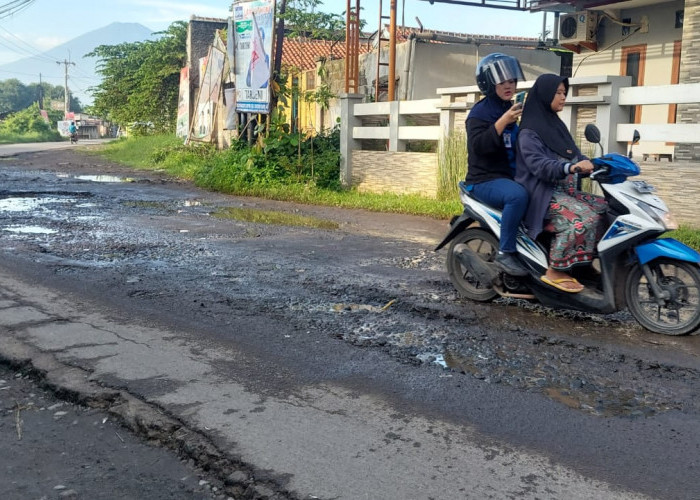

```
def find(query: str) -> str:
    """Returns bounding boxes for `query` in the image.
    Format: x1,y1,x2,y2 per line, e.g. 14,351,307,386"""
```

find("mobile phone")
515,91,526,105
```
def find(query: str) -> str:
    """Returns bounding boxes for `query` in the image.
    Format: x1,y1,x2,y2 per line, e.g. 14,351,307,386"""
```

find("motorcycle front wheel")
446,227,498,302
625,258,700,335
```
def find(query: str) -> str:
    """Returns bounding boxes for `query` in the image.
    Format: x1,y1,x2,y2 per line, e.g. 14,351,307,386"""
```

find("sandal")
540,275,584,293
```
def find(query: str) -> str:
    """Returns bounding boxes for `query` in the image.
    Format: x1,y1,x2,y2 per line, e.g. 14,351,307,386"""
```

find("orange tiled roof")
281,38,370,70
391,25,539,43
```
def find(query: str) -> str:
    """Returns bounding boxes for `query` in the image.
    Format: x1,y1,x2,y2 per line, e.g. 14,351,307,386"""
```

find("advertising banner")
232,0,275,113
191,46,226,142
57,120,72,137
176,67,190,139
224,87,237,130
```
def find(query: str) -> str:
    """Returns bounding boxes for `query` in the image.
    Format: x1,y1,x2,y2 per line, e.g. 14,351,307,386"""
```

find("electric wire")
0,26,57,63
0,0,35,20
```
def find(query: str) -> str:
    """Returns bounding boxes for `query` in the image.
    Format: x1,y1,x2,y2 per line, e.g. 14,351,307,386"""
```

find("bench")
642,153,673,162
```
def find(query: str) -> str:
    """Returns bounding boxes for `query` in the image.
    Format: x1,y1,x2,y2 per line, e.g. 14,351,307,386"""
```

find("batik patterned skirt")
544,177,607,270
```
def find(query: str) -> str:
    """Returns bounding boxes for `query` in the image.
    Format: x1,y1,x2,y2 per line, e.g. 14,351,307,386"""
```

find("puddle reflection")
56,173,132,183
0,197,77,212
3,225,57,234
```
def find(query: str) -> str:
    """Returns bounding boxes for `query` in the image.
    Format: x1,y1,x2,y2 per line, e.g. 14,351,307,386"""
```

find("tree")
0,79,33,115
87,21,187,132
0,79,81,116
281,0,351,41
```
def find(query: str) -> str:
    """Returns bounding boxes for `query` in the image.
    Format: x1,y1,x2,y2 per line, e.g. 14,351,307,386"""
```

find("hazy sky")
0,0,551,66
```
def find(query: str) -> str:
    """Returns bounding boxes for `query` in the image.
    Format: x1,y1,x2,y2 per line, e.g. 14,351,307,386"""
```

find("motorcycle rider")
465,53,529,276
515,74,607,293
68,121,77,142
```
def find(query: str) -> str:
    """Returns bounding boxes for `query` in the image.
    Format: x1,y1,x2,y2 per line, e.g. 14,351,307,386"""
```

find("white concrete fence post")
339,93,364,188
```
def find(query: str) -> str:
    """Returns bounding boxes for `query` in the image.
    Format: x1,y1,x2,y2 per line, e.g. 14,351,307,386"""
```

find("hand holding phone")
515,91,526,106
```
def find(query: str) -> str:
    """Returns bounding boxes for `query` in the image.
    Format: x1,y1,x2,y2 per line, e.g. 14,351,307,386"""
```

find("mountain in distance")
0,22,156,106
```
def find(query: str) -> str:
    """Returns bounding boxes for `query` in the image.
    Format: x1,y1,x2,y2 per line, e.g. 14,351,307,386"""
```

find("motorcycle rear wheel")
625,259,700,335
446,227,498,302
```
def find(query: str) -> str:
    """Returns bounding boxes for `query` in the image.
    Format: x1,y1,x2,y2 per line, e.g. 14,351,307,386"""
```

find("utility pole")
38,72,43,110
56,58,75,116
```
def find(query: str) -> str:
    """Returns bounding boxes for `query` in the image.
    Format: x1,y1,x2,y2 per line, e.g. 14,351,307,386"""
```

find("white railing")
351,99,442,146
340,76,700,172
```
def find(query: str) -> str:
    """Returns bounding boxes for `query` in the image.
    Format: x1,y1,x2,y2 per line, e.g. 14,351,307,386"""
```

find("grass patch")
0,131,64,144
213,207,339,229
92,135,461,219
96,135,185,169
668,225,700,251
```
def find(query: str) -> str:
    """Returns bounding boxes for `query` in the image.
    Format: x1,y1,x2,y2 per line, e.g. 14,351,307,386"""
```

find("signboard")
232,0,275,113
57,120,72,137
191,47,226,142
176,67,190,139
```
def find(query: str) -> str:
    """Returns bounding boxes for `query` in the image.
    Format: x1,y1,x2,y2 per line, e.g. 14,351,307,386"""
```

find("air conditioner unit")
559,11,598,44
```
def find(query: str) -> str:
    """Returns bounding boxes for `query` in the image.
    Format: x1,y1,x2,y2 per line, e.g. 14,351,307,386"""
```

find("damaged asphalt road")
1,146,700,499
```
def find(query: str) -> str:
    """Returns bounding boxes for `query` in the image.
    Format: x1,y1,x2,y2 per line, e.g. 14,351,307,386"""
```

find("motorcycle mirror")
629,129,641,158
584,124,601,144
632,130,640,145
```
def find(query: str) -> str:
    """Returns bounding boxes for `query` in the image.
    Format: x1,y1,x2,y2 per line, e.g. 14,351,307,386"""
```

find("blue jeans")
470,178,528,253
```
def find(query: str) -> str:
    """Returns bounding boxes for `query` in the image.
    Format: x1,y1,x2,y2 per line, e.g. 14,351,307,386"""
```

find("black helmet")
476,53,525,95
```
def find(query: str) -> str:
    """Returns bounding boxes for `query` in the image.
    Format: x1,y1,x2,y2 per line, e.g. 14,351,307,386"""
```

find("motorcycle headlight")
662,211,679,230
636,201,678,230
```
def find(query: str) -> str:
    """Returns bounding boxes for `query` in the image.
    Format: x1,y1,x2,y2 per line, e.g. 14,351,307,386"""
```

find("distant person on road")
68,121,78,143
465,53,529,277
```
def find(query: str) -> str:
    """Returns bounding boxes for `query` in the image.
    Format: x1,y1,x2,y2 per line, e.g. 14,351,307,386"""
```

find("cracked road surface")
1,145,699,499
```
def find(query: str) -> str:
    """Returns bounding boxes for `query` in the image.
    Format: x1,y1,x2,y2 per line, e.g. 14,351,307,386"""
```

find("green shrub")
0,103,61,142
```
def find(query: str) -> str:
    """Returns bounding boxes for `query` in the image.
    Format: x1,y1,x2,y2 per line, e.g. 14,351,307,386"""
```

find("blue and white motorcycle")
435,125,700,335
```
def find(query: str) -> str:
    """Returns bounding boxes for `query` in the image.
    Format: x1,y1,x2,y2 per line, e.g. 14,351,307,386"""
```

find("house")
423,0,698,161
362,25,568,101
542,0,687,160
278,38,371,134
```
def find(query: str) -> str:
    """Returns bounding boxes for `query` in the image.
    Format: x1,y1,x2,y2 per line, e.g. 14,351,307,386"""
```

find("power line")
0,0,35,20
0,24,56,63
0,68,63,80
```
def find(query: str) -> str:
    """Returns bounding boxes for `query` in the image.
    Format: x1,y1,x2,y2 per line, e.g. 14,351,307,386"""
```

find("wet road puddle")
332,300,396,313
444,349,671,417
0,196,78,212
213,207,339,230
58,174,133,183
3,225,57,234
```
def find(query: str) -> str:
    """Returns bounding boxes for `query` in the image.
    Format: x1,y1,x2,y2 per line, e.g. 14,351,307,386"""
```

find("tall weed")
438,130,467,201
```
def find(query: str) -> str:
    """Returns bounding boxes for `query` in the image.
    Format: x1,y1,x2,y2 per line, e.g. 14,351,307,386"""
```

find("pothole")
0,196,78,212
59,174,134,183
212,207,339,229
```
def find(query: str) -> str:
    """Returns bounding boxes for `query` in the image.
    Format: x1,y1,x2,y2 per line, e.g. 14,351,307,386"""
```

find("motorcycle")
435,124,700,335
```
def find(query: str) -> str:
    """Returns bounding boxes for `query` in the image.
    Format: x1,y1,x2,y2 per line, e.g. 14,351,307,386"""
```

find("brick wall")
351,151,697,226
637,161,700,227
352,151,438,197
675,0,700,160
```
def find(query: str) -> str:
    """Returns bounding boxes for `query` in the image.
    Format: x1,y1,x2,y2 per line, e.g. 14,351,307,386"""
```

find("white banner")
232,0,275,113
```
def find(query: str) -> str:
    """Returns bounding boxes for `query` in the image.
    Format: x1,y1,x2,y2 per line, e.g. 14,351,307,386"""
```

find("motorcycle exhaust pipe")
453,243,497,285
